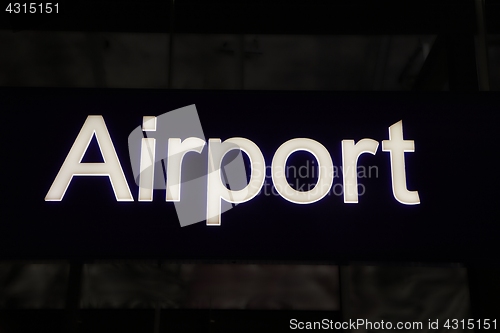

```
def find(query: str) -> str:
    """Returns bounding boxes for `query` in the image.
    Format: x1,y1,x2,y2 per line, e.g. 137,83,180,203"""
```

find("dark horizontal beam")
2,0,499,34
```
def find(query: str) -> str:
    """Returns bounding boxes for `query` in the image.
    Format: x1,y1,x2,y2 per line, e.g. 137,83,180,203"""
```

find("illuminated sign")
45,110,419,226
2,89,497,262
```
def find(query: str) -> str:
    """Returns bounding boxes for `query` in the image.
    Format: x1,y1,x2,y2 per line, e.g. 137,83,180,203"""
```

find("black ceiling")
2,0,499,34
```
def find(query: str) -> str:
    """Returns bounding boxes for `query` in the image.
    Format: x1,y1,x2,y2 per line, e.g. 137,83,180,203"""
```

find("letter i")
139,116,157,201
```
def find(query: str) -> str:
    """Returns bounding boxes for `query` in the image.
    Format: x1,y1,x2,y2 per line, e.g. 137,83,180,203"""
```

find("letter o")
271,138,333,204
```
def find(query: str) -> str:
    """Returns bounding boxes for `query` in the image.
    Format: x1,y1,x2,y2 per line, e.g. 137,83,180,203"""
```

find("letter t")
382,120,420,205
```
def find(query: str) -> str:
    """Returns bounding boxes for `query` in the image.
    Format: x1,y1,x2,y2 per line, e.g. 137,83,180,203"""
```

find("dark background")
1,1,499,332
1,89,499,263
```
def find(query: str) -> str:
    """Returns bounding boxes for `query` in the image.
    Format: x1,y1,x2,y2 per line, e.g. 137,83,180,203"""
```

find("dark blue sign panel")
1,89,498,263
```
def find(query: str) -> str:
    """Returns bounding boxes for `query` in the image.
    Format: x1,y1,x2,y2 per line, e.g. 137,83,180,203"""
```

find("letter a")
45,116,133,201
